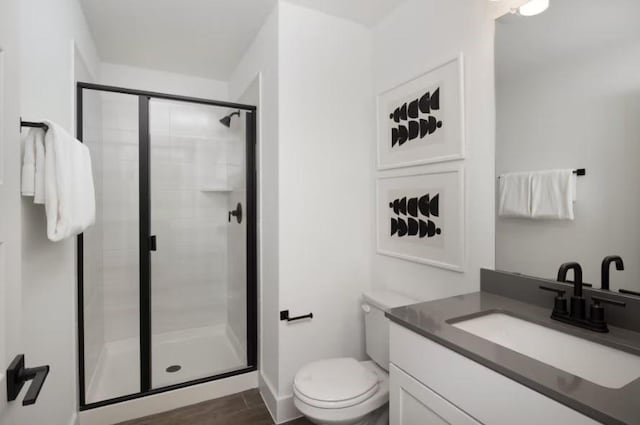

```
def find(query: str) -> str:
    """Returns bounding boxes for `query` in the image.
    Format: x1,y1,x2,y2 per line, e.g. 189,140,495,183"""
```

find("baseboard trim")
258,372,278,422
276,392,301,424
258,372,302,424
68,412,78,425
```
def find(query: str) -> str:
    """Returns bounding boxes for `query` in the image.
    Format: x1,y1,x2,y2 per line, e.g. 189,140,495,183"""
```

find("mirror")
494,0,640,292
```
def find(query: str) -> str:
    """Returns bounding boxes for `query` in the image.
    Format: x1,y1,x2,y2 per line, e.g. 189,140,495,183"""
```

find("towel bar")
20,118,48,132
280,310,313,322
498,168,586,179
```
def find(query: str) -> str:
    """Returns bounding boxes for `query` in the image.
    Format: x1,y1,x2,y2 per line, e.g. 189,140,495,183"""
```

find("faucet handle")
591,295,626,308
619,288,640,297
539,285,566,296
539,286,568,316
589,296,626,332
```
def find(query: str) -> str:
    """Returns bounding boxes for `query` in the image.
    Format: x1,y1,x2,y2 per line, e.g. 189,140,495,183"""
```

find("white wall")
276,1,373,418
99,63,228,101
496,40,640,289
18,0,100,423
0,0,24,422
228,4,281,416
230,3,374,422
231,7,496,424
371,0,496,301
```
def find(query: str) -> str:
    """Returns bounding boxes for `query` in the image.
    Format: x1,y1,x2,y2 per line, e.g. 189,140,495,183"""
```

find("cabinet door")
390,364,482,425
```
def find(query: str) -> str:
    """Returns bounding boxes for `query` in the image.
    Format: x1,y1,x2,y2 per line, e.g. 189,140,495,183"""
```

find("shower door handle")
149,235,157,251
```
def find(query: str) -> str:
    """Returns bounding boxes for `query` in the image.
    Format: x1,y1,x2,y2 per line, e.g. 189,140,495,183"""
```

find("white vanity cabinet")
390,364,481,425
389,322,601,425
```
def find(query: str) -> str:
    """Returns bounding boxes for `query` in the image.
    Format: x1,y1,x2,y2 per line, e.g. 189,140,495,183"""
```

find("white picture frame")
377,54,465,170
376,166,465,272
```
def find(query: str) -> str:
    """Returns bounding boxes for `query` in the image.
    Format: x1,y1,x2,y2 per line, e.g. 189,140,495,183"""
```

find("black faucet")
601,255,624,290
539,261,626,332
556,262,585,319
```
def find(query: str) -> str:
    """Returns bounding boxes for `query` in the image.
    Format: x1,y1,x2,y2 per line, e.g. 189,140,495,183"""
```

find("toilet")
293,291,416,425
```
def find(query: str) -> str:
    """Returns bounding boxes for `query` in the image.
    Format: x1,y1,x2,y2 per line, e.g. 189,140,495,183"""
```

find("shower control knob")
229,203,243,224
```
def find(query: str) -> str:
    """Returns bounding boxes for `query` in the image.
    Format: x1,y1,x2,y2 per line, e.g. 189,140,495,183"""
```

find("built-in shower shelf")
200,187,232,193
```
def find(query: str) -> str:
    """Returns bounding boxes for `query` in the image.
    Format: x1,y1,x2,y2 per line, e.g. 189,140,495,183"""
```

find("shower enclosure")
77,83,257,408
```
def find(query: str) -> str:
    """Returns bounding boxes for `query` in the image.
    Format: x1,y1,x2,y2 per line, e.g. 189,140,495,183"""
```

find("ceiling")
287,0,406,27
80,0,277,81
80,0,407,81
496,0,640,80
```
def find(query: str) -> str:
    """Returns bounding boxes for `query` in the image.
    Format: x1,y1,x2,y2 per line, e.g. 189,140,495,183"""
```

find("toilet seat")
294,360,390,425
293,357,379,409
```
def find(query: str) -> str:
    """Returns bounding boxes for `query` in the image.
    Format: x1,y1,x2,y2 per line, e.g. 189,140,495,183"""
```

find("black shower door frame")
76,82,258,410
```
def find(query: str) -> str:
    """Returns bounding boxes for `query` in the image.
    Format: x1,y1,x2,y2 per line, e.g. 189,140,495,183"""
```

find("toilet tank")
362,291,417,371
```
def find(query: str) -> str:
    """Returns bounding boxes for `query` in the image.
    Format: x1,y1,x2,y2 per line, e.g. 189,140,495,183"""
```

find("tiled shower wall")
84,92,245,381
97,96,235,341
149,100,231,334
101,92,140,343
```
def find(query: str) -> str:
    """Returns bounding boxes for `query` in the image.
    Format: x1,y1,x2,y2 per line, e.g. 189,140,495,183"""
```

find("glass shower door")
80,89,141,404
148,99,250,388
78,83,256,408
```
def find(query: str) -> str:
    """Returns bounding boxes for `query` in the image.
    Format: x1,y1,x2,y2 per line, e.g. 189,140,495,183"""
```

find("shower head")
219,111,241,128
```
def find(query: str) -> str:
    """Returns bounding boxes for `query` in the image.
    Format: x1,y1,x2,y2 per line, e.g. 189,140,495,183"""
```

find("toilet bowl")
293,291,416,425
293,359,389,425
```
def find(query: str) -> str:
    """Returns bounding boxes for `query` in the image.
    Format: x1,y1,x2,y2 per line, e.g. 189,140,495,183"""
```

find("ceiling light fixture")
518,0,549,16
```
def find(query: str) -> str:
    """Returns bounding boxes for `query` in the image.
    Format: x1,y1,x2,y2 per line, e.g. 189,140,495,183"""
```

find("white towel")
530,169,576,220
43,120,96,241
21,128,46,203
34,129,46,204
21,129,37,196
498,172,531,218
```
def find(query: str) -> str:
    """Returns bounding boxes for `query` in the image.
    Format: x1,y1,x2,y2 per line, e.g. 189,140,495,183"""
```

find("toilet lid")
294,358,379,409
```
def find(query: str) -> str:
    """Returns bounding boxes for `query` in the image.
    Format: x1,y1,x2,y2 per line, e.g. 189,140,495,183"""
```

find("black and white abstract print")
377,168,463,271
389,87,442,148
389,193,441,239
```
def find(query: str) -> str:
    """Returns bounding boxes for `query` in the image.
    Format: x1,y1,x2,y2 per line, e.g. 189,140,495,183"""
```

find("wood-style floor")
116,389,312,425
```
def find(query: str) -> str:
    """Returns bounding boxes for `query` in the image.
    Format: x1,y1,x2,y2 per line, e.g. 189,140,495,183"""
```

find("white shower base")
87,325,246,404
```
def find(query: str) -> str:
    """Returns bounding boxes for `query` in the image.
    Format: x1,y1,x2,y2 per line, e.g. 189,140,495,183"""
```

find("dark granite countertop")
386,291,640,425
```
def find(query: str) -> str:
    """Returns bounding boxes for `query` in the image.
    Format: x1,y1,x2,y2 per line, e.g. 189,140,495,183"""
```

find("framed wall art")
377,55,465,169
376,166,465,272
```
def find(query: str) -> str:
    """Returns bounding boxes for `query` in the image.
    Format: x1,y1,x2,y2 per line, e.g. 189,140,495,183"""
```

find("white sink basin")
452,313,640,388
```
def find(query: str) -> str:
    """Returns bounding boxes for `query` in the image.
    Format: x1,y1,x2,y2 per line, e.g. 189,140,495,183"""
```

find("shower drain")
166,365,182,373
